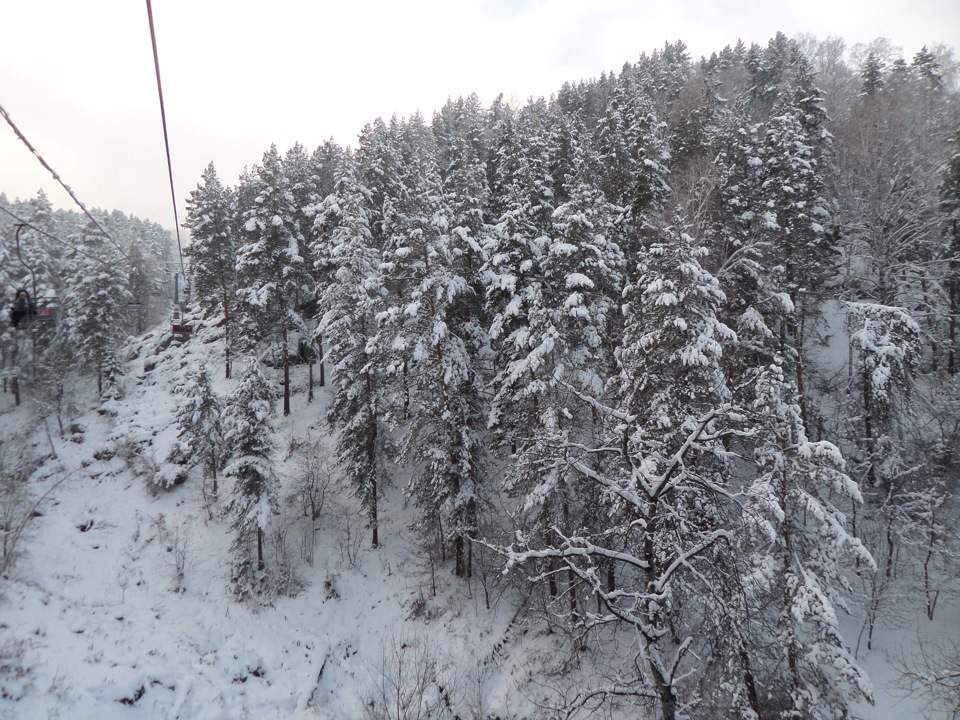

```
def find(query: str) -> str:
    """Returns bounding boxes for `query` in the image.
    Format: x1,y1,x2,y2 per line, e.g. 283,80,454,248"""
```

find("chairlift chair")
171,305,193,336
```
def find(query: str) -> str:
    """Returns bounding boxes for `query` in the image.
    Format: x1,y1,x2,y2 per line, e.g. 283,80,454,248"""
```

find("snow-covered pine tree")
235,145,314,415
16,191,61,294
618,211,735,450
314,160,391,548
223,357,277,581
759,54,835,428
310,140,345,205
620,88,672,272
171,362,226,500
483,186,548,443
184,162,237,377
593,71,637,209
512,143,626,619
61,217,132,397
378,114,488,577
911,45,944,95
844,301,922,583
941,128,960,375
745,361,875,718
503,213,739,719
284,141,321,272
510,98,557,238
356,117,403,250
707,102,792,378
860,51,885,97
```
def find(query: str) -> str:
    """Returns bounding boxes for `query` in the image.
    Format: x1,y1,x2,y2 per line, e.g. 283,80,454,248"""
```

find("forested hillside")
3,33,959,719
0,194,174,400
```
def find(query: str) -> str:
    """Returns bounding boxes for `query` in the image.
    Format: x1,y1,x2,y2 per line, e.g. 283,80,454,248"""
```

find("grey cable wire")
0,102,128,259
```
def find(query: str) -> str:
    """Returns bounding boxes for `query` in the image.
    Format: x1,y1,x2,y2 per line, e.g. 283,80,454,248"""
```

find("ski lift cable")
0,102,128,260
145,0,186,277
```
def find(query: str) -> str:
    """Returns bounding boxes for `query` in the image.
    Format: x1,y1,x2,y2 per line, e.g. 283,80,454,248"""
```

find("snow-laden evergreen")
183,162,236,377
313,161,390,547
223,356,278,586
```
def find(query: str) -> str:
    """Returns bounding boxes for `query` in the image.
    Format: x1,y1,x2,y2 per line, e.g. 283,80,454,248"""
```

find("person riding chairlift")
9,289,35,328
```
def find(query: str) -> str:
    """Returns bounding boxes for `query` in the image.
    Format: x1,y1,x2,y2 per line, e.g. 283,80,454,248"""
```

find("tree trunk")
863,366,876,487
317,333,325,387
924,505,939,620
794,324,808,432
949,222,957,375
649,655,678,720
219,250,232,379
256,527,264,571
455,534,465,578
740,647,761,718
307,360,314,403
371,475,379,548
222,287,232,379
367,373,379,548
563,498,578,624
282,322,291,416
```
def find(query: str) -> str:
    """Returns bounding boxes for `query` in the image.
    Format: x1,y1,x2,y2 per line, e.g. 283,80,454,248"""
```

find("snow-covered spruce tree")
378,114,488,578
355,117,403,250
184,161,237,378
860,51,885,97
61,218,132,397
235,144,314,415
624,90,672,235
545,101,581,207
503,214,740,720
284,141,321,272
310,140,345,204
490,141,625,619
124,234,153,336
313,160,391,548
941,128,960,375
744,361,875,718
593,71,638,209
618,212,736,453
170,362,226,500
758,54,835,428
845,302,921,491
843,301,924,618
708,102,770,318
223,357,278,585
494,98,556,240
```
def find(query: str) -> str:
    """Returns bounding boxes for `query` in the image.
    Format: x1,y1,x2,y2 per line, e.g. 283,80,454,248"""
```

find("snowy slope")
0,320,956,719
0,325,535,720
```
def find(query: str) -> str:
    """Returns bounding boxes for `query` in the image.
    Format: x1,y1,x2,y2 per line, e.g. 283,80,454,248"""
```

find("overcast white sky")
2,0,958,239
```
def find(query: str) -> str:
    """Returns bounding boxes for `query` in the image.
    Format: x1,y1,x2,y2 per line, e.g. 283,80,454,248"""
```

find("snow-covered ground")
0,326,534,720
0,321,956,719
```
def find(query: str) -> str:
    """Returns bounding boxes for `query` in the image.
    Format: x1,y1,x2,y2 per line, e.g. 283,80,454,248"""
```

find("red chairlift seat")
34,294,58,321
171,306,193,336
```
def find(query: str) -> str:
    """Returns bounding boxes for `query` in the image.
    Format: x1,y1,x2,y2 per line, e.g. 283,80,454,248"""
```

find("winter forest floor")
0,321,957,720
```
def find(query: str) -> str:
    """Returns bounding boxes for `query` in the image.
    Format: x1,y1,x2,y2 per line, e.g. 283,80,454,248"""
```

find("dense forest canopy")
3,32,960,720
